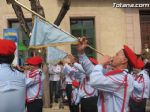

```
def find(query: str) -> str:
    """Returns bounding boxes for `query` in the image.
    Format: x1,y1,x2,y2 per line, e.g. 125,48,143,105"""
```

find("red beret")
72,80,80,87
0,39,16,55
136,59,145,69
89,57,98,65
124,45,144,69
25,58,30,64
26,56,43,66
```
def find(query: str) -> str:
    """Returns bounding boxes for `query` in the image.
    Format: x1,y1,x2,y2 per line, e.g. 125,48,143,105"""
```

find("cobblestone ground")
43,103,69,112
43,108,69,112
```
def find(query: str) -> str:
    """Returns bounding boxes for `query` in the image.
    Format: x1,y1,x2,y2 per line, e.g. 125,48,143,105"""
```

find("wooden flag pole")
87,45,104,56
14,0,104,56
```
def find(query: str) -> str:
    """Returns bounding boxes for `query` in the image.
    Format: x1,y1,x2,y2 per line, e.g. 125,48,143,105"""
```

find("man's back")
0,64,26,112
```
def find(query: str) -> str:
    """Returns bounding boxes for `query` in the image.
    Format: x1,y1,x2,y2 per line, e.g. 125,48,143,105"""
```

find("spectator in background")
141,43,150,63
49,61,63,107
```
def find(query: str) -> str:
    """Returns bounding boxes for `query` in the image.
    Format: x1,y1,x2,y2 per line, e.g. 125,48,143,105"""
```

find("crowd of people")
0,37,150,112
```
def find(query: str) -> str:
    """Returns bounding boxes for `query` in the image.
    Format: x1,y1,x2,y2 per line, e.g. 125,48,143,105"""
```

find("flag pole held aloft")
14,0,104,56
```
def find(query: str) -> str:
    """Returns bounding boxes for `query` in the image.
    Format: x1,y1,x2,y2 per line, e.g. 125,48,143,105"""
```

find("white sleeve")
25,78,38,87
78,53,95,75
63,64,73,75
133,70,145,92
63,63,85,81
90,65,124,92
48,64,55,74
73,62,85,74
53,65,62,74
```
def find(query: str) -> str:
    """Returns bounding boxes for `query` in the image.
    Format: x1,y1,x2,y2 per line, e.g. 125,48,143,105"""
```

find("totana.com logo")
113,3,150,8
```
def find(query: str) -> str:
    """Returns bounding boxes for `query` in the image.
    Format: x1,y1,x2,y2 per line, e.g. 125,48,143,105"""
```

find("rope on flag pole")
14,0,104,56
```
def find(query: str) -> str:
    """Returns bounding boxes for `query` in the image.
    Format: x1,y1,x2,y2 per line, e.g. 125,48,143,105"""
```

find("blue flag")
47,47,67,64
30,17,78,48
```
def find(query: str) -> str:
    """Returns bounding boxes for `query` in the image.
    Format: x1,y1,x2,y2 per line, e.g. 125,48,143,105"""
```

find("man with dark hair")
76,38,144,112
0,39,26,112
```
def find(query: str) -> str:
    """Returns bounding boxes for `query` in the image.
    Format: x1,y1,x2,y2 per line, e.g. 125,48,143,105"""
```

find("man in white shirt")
0,39,26,112
76,37,144,112
129,64,150,112
49,62,63,106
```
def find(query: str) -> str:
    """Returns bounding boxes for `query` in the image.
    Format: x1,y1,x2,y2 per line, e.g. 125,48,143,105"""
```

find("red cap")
72,80,80,87
124,45,144,69
26,56,43,66
0,39,16,55
89,57,98,65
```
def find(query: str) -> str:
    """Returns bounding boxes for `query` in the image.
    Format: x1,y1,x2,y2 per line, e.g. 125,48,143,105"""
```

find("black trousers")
71,104,79,112
129,98,147,112
81,96,98,112
26,99,43,112
49,81,60,103
66,84,72,112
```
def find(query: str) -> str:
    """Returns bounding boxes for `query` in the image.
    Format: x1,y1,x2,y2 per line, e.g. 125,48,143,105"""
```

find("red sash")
100,69,128,112
131,74,145,102
82,78,96,96
26,69,42,103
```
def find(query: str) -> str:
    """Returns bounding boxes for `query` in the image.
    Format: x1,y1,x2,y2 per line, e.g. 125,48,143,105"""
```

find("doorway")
140,11,150,49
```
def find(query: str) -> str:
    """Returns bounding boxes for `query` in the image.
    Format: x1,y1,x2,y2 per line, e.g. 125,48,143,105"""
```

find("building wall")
0,0,142,61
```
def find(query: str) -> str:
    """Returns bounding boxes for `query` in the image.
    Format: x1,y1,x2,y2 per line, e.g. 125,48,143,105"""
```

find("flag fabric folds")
30,17,78,48
47,47,67,65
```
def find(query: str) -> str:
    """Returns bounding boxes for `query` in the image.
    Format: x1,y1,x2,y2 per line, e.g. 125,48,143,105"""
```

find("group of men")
62,38,150,112
0,37,150,112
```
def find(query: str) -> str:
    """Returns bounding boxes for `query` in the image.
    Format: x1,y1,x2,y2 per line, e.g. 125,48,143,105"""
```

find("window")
8,19,32,29
70,18,96,58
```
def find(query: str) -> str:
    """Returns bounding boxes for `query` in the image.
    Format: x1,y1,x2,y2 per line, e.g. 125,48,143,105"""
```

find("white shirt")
132,69,150,99
26,69,45,101
63,64,76,83
49,64,62,81
79,54,134,112
75,78,98,104
63,63,85,84
0,64,26,112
